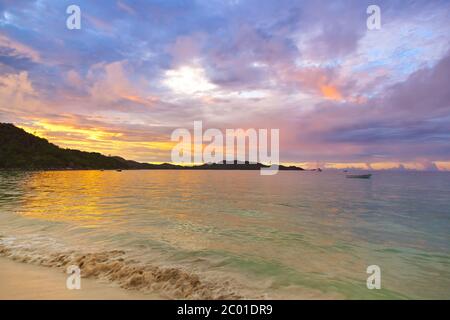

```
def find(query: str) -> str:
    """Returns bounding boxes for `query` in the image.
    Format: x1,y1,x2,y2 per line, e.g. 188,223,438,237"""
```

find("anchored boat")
346,174,372,179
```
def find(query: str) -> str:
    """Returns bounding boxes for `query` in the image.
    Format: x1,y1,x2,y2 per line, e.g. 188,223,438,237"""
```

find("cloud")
117,0,136,15
320,85,343,101
0,33,40,71
163,64,217,95
0,71,39,112
0,0,449,168
289,51,450,162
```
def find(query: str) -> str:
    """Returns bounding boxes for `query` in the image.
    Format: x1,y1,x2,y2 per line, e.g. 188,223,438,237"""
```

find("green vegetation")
0,123,149,170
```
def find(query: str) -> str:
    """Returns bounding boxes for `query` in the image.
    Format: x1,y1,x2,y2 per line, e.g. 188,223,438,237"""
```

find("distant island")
0,123,304,171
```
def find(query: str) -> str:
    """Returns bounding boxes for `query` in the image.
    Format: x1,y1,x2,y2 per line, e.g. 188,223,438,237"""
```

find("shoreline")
0,236,243,299
0,166,305,172
0,257,162,300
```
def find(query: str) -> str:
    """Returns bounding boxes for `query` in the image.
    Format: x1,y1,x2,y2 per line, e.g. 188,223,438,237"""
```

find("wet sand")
0,257,161,300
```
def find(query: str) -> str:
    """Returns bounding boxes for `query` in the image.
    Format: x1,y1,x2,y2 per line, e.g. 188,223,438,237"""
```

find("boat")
346,174,372,179
116,169,122,172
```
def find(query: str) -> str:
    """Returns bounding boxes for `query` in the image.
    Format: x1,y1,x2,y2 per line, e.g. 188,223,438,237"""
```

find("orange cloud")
123,95,159,106
320,85,343,100
434,161,450,171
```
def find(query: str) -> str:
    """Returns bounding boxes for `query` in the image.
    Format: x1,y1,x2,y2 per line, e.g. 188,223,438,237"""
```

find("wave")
0,235,245,299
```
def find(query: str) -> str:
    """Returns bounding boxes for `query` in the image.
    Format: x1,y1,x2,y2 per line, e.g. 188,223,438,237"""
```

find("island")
0,123,304,171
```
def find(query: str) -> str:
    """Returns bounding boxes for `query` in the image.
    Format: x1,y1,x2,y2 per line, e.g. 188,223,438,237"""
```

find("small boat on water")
346,174,372,179
116,169,122,172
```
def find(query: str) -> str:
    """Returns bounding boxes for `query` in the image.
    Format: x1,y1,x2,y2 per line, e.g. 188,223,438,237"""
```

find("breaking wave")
0,235,245,299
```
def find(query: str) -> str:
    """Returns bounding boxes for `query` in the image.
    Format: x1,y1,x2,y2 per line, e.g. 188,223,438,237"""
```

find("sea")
0,170,449,299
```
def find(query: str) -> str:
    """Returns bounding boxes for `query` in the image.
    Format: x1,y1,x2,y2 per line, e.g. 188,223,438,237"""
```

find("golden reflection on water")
20,171,115,225
5,171,368,268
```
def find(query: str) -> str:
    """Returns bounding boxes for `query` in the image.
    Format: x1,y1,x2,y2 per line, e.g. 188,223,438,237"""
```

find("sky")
0,0,449,170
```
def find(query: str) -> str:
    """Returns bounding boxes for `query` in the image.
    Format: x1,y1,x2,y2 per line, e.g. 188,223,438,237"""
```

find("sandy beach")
0,257,161,300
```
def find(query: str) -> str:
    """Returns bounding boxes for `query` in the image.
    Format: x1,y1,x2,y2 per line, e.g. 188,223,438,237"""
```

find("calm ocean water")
0,170,449,299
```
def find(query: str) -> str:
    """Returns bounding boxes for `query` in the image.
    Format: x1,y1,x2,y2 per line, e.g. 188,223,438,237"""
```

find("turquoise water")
0,170,449,299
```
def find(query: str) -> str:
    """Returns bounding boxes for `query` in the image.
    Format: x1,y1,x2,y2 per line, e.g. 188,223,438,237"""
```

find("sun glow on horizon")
17,122,176,162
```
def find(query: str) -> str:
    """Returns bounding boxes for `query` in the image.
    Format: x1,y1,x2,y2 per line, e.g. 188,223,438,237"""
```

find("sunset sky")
0,0,449,170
